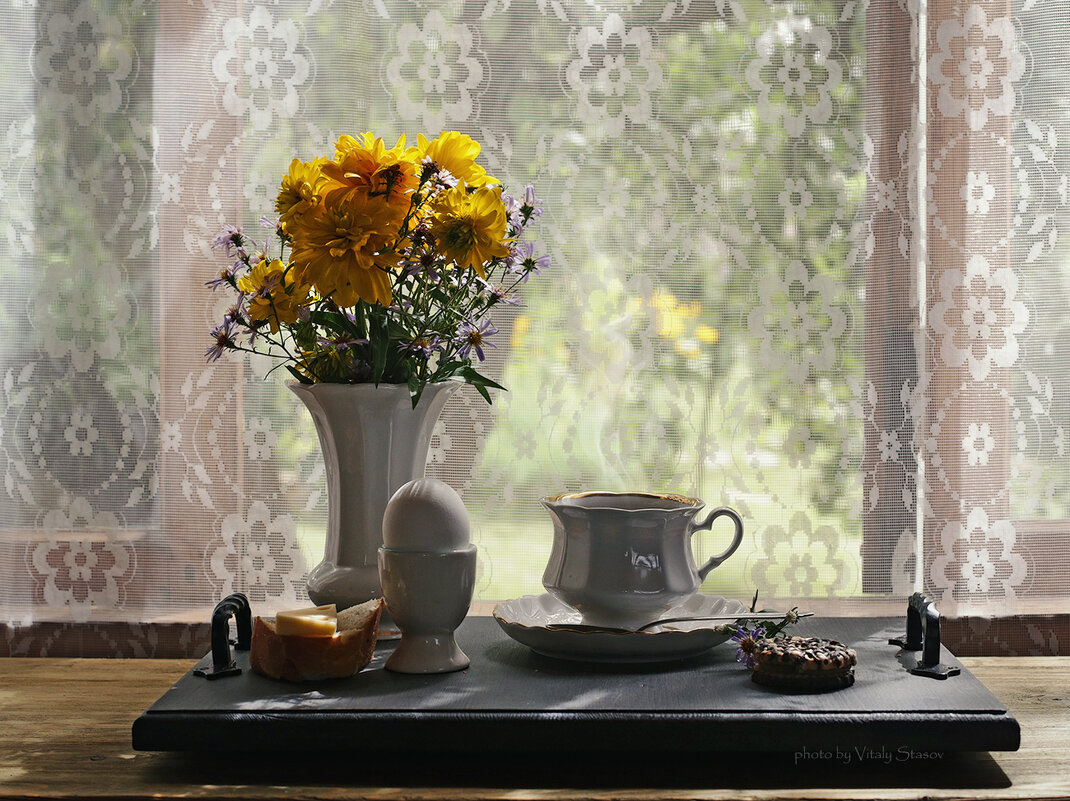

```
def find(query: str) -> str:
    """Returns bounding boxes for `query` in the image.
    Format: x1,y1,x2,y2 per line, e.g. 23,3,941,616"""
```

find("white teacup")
541,491,744,629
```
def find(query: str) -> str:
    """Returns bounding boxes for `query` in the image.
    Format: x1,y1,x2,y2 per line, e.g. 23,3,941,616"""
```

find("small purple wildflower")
400,335,442,358
419,156,441,183
401,249,444,281
731,625,765,669
520,185,544,222
210,225,244,256
317,334,369,350
508,241,550,280
487,284,519,306
421,158,458,190
456,318,498,362
224,296,248,326
205,262,240,291
205,319,238,363
501,191,524,230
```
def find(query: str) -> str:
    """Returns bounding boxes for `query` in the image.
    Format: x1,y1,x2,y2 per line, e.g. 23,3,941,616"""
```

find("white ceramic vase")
287,381,460,625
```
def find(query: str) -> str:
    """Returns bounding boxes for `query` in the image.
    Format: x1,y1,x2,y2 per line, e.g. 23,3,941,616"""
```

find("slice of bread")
250,598,384,681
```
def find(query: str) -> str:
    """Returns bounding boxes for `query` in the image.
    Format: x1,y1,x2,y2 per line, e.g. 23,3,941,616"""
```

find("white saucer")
492,593,748,663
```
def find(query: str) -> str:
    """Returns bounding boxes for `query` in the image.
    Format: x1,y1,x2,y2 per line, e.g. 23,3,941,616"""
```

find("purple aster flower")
224,296,248,326
205,319,238,363
456,318,498,362
317,334,369,350
521,185,544,221
400,336,442,358
731,625,765,669
501,191,524,230
507,241,550,281
421,158,458,190
505,243,525,272
210,225,244,256
205,262,240,291
401,249,444,281
486,284,519,306
260,215,281,230
419,156,442,183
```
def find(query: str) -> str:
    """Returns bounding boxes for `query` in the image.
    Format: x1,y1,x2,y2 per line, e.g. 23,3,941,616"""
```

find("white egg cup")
378,546,477,673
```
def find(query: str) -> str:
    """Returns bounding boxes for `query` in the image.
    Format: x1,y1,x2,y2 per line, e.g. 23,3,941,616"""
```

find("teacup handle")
690,507,744,581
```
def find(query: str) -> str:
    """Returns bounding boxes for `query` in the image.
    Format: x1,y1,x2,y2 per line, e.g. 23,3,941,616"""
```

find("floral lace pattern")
213,6,313,132
930,254,1029,382
31,4,135,128
385,11,486,132
564,14,663,137
929,4,1025,133
1,0,1069,637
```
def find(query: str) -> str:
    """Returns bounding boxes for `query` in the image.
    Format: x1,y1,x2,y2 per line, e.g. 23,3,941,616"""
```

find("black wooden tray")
133,616,1020,754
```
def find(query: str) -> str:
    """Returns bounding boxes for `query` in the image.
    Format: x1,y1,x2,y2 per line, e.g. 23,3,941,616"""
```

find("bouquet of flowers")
205,131,547,405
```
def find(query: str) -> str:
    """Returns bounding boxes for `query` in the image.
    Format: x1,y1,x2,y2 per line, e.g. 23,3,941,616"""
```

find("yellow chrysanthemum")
417,131,498,187
237,259,311,333
288,194,396,307
276,157,327,232
322,132,419,217
293,346,354,383
429,183,510,277
333,131,399,160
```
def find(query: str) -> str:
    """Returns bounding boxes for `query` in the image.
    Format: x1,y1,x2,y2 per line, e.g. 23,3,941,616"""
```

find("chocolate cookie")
751,635,857,693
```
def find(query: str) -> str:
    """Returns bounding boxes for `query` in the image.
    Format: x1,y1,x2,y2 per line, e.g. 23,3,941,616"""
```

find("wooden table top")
0,655,1067,801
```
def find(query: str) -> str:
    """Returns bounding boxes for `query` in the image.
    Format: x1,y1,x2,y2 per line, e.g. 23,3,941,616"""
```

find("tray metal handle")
889,592,960,680
194,593,251,680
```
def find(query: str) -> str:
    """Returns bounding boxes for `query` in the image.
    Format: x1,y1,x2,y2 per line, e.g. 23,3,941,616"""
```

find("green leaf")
293,320,317,350
459,365,506,392
370,314,390,385
387,319,411,340
309,310,348,333
285,364,312,384
352,302,368,339
407,374,423,408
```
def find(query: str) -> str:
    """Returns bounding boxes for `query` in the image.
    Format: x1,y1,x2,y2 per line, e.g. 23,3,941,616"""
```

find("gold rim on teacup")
541,490,701,509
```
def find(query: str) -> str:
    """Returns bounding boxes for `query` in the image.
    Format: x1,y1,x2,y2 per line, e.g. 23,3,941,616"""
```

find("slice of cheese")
274,604,338,637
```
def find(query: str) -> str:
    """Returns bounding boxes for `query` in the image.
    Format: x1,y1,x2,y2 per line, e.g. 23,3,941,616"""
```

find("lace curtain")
2,0,1069,652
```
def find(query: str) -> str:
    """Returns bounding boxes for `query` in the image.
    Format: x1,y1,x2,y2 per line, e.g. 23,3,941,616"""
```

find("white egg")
381,478,470,552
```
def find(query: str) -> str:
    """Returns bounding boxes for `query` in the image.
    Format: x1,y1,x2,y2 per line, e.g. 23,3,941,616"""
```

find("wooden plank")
0,655,1067,800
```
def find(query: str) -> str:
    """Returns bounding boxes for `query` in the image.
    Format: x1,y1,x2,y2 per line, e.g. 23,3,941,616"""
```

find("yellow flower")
417,131,498,187
236,259,311,333
293,347,352,383
334,131,400,160
276,158,327,232
288,194,396,307
429,183,510,277
675,339,700,359
651,292,699,339
695,324,719,345
322,132,419,218
511,314,531,350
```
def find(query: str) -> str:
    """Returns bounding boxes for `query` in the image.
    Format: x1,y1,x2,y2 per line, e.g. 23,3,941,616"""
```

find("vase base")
307,562,382,610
